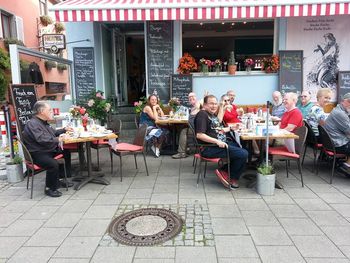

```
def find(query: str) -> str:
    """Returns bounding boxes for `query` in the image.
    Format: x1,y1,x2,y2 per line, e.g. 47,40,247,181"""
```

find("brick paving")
0,148,350,262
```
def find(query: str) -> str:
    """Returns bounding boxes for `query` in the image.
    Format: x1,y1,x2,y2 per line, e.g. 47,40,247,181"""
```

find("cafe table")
155,117,189,154
63,133,118,190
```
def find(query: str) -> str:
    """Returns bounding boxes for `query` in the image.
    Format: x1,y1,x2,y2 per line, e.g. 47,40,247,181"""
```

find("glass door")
113,28,127,105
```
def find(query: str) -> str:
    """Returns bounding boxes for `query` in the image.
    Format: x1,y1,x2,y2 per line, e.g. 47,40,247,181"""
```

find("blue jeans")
201,141,248,180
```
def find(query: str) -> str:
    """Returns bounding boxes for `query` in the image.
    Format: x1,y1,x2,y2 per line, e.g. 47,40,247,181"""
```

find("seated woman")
217,94,243,124
140,95,167,157
305,88,332,141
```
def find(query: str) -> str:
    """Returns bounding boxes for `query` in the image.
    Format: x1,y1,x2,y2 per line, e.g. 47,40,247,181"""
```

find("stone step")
116,106,134,114
112,113,136,122
121,121,137,130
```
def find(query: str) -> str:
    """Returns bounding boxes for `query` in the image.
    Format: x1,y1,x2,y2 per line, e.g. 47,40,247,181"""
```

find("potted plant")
57,63,67,72
214,59,222,74
44,60,56,70
227,51,237,75
86,90,112,126
199,58,211,75
256,162,276,195
54,22,65,33
6,155,24,183
261,55,279,73
244,58,255,73
40,15,53,26
177,53,198,74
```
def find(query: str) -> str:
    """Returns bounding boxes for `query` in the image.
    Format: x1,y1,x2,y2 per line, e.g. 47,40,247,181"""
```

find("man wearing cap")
325,93,350,174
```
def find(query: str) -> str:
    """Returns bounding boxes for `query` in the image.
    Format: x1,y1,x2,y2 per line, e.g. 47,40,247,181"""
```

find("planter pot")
201,65,209,75
246,67,252,73
6,164,24,183
228,65,237,75
256,173,276,195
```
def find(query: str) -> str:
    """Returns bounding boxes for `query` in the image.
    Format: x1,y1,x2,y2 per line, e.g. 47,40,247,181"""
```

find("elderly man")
297,90,314,118
23,101,73,197
280,92,303,132
325,93,350,173
195,95,248,189
271,91,286,118
172,92,200,159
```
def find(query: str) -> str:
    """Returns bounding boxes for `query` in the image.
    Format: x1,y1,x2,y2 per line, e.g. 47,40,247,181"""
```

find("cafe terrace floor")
1,148,350,263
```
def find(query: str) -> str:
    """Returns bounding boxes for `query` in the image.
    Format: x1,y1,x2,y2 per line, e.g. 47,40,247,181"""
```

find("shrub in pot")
44,60,56,70
57,63,67,72
40,15,53,26
256,162,276,196
6,155,24,183
54,22,65,33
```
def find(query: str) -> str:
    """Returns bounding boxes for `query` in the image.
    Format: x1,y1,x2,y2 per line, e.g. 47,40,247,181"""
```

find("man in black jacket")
23,101,72,197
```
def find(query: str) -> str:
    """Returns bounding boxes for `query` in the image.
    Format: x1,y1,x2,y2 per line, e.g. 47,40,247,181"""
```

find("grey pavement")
1,148,350,262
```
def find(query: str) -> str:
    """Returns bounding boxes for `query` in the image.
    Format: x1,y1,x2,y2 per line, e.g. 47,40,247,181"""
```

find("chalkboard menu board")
279,50,303,95
73,47,96,103
146,21,173,102
171,74,192,107
337,71,350,102
10,84,37,133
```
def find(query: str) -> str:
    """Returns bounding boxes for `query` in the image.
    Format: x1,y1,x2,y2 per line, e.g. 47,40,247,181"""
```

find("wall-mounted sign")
42,34,66,53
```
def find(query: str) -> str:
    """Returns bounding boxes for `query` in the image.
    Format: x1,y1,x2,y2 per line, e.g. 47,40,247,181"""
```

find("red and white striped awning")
50,0,350,22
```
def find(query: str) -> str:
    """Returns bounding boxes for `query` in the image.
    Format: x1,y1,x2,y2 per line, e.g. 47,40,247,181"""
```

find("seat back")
133,124,147,147
318,125,336,152
303,120,318,146
108,119,122,135
17,138,34,166
293,126,308,155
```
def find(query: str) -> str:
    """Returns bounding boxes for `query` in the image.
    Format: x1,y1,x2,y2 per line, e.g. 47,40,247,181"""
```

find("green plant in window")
3,38,25,51
44,60,56,70
57,63,67,71
0,48,10,103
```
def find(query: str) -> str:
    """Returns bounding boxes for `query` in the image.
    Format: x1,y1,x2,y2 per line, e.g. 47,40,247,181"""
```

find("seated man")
195,95,248,189
22,101,73,197
271,91,286,118
325,93,350,174
172,92,200,159
297,90,314,118
280,92,303,132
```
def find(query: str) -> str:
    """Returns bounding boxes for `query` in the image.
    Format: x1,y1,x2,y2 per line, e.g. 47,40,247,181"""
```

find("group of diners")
22,88,350,198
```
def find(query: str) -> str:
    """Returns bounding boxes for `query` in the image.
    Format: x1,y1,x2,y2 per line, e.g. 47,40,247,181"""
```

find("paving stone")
262,191,295,205
0,236,28,258
307,211,350,226
321,226,350,246
20,205,59,220
305,259,350,263
90,247,135,263
71,190,101,200
317,193,350,204
83,205,117,219
294,198,332,211
279,218,323,236
0,213,23,227
135,247,175,258
241,210,279,226
44,212,83,228
269,204,307,218
330,204,350,218
211,218,248,235
257,246,305,263
215,236,258,258
134,259,175,263
0,219,44,237
8,247,56,263
150,194,179,204
291,236,344,258
236,199,269,210
57,200,93,213
248,226,292,245
175,247,217,263
54,236,101,258
49,258,90,263
218,259,261,263
70,219,110,236
285,188,318,199
25,227,71,247
208,204,241,218
1,200,37,213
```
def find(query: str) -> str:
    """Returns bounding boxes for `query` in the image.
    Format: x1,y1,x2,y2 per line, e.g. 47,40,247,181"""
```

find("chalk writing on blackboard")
171,74,193,107
73,47,96,103
337,71,350,102
279,50,303,95
10,84,37,133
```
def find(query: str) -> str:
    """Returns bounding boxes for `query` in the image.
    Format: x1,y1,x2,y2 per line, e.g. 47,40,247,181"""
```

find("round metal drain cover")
108,208,183,246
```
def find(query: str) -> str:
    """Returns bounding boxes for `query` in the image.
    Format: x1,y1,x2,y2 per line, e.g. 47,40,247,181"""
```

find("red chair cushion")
194,153,220,163
114,143,143,152
324,150,346,158
26,154,64,171
269,146,299,158
54,154,64,160
316,143,323,148
92,140,109,145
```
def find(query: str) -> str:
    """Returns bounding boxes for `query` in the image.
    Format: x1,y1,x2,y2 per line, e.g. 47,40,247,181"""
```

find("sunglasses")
223,100,230,102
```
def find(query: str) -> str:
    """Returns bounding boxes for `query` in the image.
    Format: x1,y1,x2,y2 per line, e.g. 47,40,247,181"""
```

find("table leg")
74,141,110,190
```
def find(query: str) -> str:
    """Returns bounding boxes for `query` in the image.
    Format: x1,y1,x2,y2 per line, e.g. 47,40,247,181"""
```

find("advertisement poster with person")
286,16,350,102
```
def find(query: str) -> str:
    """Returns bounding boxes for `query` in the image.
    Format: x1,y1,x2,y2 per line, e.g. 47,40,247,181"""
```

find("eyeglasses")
301,96,308,98
223,100,230,102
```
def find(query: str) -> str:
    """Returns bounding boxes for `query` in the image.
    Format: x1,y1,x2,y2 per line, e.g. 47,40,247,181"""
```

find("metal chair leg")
143,153,149,176
96,147,100,169
193,158,198,174
119,155,123,182
110,150,113,175
26,168,30,189
134,154,138,169
302,144,307,166
197,160,202,187
203,161,208,178
297,159,304,187
330,156,336,184
192,155,196,166
31,170,34,199
63,161,68,191
285,160,289,178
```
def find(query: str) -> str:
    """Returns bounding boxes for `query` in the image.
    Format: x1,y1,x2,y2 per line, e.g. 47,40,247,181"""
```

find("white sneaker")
151,145,156,156
155,147,160,157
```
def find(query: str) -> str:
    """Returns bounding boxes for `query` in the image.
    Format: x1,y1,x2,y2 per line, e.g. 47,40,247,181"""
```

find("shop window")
0,11,23,42
1,12,12,38
182,20,274,70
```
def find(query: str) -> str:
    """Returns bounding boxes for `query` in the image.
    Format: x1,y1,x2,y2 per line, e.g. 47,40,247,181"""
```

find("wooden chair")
91,119,122,169
18,139,68,199
317,125,347,184
302,120,323,172
268,126,308,187
109,123,149,181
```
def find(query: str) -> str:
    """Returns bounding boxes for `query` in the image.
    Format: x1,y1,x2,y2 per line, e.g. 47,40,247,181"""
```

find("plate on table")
79,133,91,138
102,130,113,134
92,133,106,138
158,116,168,120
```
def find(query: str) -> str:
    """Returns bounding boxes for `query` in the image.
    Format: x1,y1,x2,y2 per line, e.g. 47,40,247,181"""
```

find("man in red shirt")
280,92,303,132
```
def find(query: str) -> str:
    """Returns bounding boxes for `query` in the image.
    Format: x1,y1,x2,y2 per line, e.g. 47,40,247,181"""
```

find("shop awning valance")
50,0,350,22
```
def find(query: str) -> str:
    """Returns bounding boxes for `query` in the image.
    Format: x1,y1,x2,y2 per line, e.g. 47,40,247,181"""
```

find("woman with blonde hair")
305,88,332,140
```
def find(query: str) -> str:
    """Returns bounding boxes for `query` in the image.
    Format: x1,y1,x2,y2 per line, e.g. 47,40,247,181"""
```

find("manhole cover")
108,208,183,246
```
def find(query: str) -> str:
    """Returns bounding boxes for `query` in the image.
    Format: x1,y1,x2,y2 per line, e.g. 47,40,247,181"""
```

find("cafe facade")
50,0,350,106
